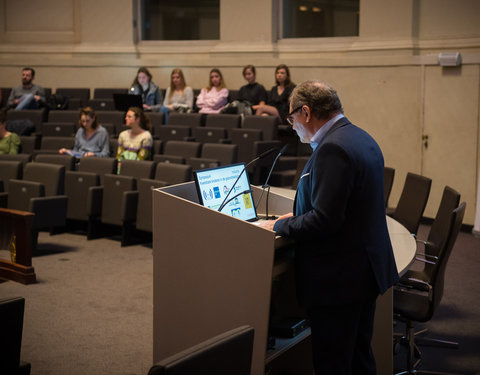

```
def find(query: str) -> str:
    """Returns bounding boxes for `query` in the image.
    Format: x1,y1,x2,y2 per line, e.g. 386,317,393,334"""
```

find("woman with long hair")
254,64,295,123
195,68,229,114
161,68,194,123
129,67,163,112
59,107,110,157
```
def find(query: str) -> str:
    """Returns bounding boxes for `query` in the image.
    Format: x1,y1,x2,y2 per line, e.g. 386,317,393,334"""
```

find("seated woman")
129,67,163,112
254,64,295,124
59,107,110,157
238,65,267,109
161,68,194,123
196,68,229,114
116,107,153,173
0,109,21,154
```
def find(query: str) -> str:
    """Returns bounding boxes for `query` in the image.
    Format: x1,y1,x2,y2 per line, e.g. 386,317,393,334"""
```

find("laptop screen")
193,163,258,222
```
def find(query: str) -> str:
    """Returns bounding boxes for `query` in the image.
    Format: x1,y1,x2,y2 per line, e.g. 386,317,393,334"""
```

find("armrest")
87,186,103,217
122,190,138,222
30,195,68,229
396,278,432,293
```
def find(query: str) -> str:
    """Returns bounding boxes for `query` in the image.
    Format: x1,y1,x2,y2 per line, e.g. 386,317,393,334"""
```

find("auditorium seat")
243,115,279,141
41,122,76,137
154,140,201,164
190,143,238,170
34,154,76,171
93,88,128,99
153,124,191,142
168,112,203,127
55,88,90,108
136,163,192,233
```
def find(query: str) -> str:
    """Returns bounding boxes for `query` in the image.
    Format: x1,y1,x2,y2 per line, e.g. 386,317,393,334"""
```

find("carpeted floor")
1,225,479,375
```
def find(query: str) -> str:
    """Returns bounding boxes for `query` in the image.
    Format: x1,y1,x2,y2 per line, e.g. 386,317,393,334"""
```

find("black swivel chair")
384,166,395,207
148,326,254,375
393,202,466,375
388,172,432,236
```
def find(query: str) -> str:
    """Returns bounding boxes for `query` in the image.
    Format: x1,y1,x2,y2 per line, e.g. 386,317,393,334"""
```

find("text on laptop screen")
193,163,258,222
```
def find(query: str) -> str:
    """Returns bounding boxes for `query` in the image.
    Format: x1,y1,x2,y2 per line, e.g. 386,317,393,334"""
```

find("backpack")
220,100,253,116
47,94,69,110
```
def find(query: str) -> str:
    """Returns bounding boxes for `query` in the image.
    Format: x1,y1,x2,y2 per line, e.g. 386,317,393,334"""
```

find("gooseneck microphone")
217,146,280,212
255,144,289,219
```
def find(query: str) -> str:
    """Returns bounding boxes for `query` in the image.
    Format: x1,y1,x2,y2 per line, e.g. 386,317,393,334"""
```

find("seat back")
101,174,136,225
78,157,117,177
431,202,466,314
0,297,28,374
39,136,75,153
424,186,461,272
192,127,227,144
148,112,165,127
229,128,263,163
47,110,78,124
0,160,23,192
7,109,46,130
87,98,116,111
383,166,395,207
65,171,100,221
119,160,156,179
93,88,128,99
23,162,65,196
154,125,191,141
243,115,278,140
95,110,125,130
392,172,432,235
34,154,76,171
163,140,202,159
55,88,90,107
148,326,254,375
154,162,192,184
136,178,168,232
205,114,241,130
194,143,238,167
41,122,77,137
168,112,203,127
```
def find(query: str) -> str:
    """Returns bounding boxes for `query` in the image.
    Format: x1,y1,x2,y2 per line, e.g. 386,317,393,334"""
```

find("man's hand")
257,212,293,231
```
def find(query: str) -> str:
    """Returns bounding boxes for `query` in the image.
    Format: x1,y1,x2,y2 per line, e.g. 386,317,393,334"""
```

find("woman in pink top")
196,68,229,114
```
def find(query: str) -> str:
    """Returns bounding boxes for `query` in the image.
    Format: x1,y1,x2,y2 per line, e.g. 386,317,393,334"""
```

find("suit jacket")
274,117,399,307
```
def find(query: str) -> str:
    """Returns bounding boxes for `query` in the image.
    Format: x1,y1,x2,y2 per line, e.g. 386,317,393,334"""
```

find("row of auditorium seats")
1,86,242,112
0,157,195,247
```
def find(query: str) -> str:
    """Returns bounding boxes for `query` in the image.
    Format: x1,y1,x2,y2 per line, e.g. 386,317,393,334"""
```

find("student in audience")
116,107,153,173
195,68,229,114
129,67,163,112
161,68,194,123
0,109,20,154
255,64,295,123
59,107,110,158
7,67,46,110
238,65,267,109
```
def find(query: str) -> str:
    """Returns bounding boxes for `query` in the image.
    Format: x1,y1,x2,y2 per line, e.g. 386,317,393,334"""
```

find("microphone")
255,144,289,219
217,146,280,212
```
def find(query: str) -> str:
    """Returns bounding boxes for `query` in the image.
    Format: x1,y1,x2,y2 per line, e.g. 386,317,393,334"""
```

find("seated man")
7,67,46,110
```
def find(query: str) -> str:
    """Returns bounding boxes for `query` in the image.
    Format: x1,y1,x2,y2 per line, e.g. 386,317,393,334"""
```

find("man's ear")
303,105,311,123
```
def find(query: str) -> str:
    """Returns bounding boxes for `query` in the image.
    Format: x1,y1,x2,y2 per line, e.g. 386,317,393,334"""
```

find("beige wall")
0,0,479,224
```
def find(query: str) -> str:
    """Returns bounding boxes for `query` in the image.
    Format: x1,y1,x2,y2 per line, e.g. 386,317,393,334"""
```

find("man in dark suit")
259,81,399,374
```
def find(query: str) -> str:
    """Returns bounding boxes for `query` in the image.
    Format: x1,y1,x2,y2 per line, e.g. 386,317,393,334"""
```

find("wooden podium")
152,182,412,375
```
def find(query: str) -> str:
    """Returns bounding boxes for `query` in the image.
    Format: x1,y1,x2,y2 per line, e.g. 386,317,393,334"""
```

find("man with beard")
7,67,46,110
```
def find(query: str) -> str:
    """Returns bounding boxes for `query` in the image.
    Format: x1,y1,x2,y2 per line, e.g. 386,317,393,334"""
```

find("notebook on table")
193,163,260,222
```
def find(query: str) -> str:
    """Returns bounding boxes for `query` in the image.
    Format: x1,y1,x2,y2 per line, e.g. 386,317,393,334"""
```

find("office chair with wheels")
400,186,460,286
148,326,254,375
393,202,466,375
388,172,432,236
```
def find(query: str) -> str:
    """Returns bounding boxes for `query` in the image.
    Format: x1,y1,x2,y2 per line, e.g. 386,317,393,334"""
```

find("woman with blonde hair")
195,68,229,114
161,68,194,123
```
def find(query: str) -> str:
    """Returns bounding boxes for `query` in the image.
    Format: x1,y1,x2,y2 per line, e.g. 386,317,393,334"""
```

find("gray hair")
290,80,343,120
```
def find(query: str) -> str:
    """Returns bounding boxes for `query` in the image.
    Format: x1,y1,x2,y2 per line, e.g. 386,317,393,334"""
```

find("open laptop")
113,93,143,112
193,163,260,222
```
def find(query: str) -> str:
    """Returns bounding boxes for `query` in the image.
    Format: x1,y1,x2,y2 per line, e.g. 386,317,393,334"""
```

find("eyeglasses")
286,105,303,125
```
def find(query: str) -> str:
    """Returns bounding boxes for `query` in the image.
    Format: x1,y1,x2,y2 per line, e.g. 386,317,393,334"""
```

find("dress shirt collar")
310,113,345,151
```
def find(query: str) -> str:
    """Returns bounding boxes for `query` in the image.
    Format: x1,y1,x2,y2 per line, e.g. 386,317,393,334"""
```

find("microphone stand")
255,144,288,219
217,146,279,213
